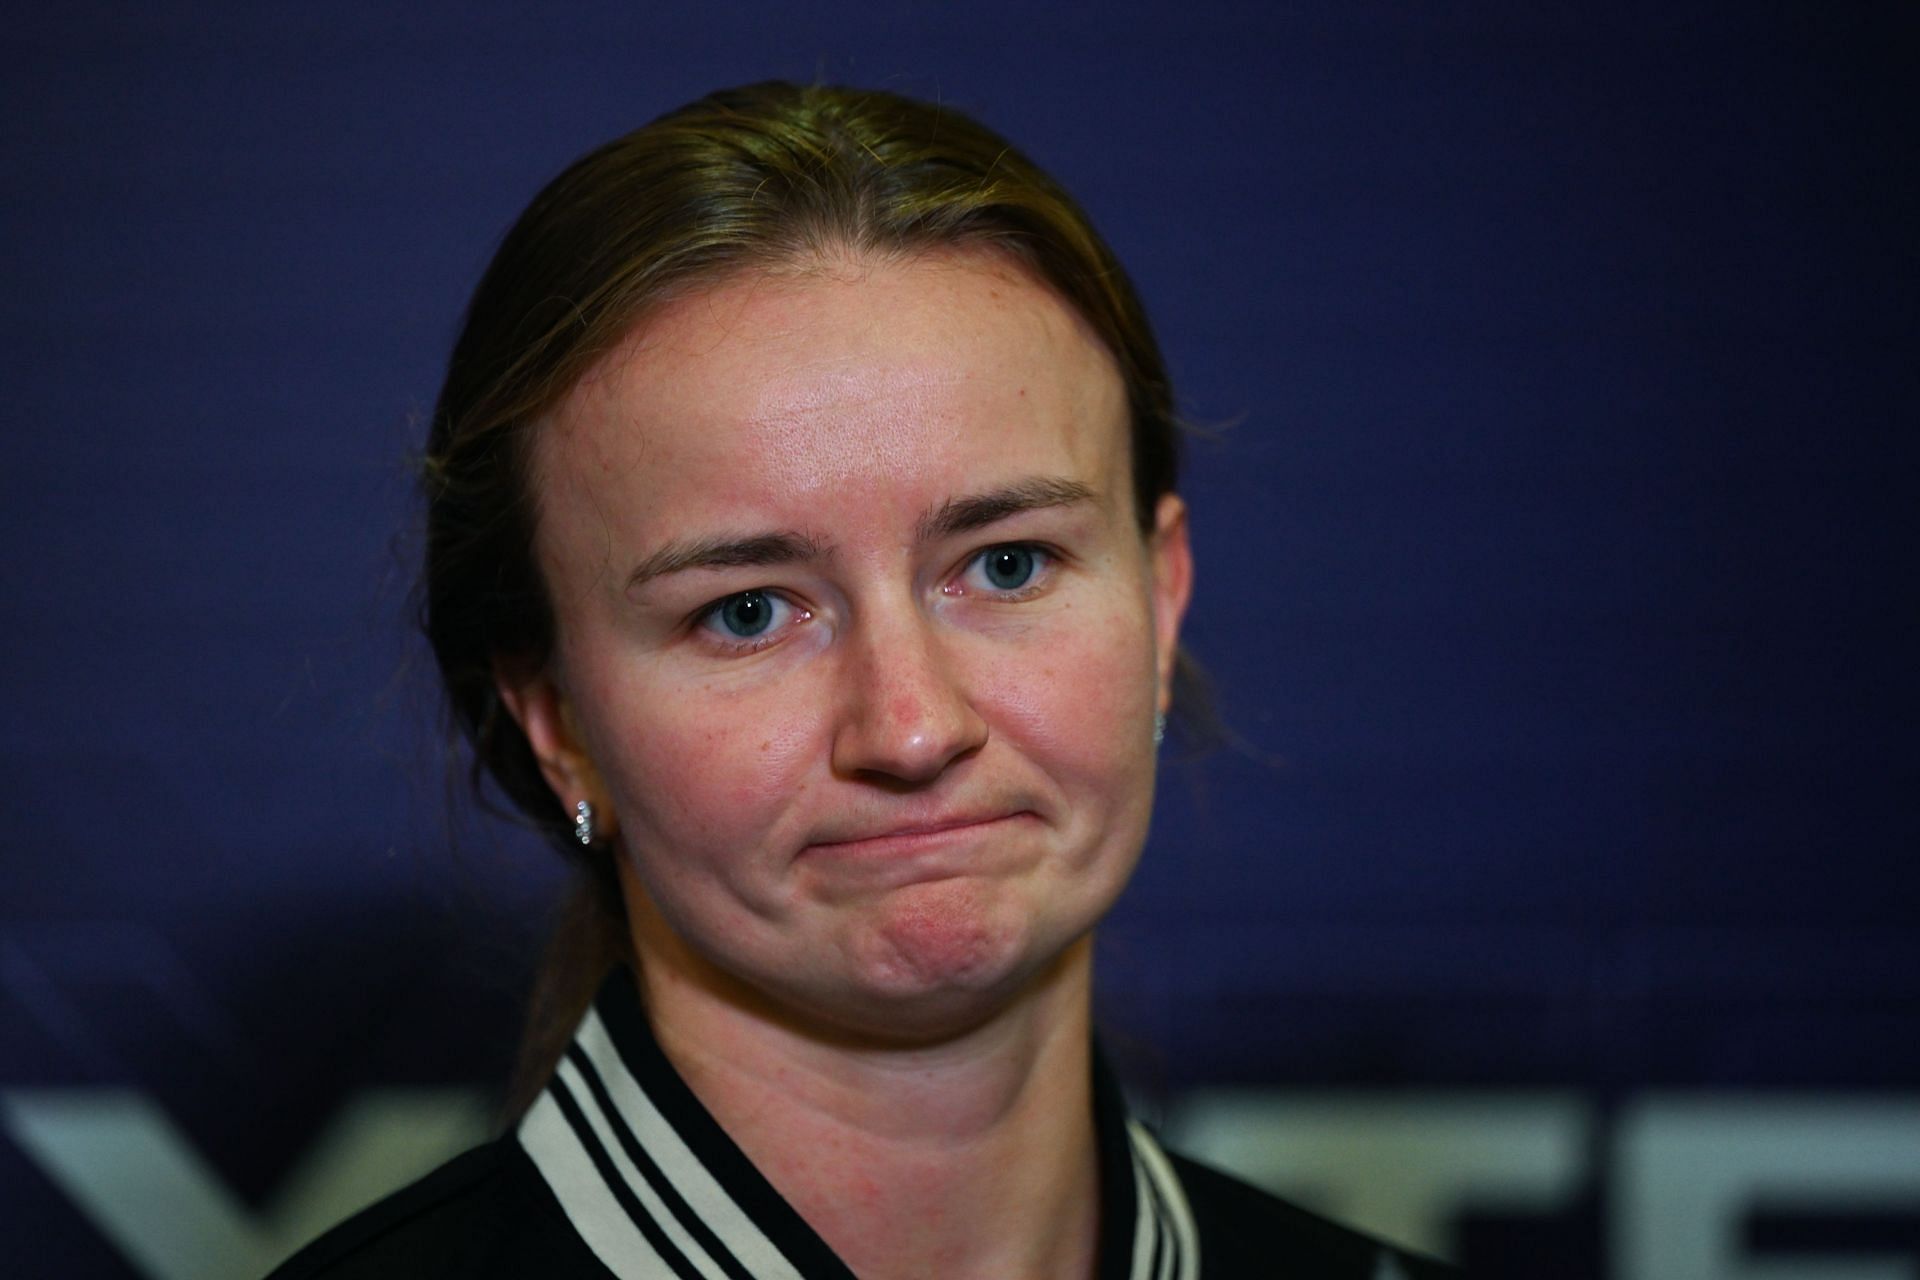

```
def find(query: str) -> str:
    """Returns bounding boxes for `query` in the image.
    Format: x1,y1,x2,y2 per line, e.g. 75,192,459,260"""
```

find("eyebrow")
624,531,826,593
915,476,1097,542
624,476,1097,594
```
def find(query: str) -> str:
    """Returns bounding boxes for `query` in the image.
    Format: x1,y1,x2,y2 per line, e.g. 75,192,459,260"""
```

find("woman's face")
506,250,1191,1042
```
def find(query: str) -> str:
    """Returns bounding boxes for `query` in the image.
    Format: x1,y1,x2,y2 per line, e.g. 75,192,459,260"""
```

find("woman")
274,82,1455,1279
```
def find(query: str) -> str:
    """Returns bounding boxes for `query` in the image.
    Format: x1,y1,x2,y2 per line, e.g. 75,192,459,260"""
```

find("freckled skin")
517,249,1192,1047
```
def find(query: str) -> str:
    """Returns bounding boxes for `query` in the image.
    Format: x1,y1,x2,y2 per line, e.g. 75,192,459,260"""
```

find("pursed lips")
802,811,1034,858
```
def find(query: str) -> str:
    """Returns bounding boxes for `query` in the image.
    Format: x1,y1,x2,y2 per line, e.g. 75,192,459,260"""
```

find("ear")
493,660,618,841
1147,493,1194,715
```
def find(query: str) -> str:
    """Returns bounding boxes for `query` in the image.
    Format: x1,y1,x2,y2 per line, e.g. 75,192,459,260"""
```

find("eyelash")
690,542,1058,655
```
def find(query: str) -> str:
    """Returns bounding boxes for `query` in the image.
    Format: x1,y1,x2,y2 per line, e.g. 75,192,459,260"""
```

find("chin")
805,887,1093,1045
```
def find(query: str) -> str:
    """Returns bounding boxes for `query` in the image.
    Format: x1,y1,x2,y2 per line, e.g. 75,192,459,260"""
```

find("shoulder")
1170,1152,1463,1279
266,1139,605,1279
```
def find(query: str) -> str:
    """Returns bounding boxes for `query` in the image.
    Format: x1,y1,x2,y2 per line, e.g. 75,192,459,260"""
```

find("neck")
635,935,1104,1280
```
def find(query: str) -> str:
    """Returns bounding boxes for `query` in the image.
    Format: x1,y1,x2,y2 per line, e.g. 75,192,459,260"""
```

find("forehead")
536,250,1130,535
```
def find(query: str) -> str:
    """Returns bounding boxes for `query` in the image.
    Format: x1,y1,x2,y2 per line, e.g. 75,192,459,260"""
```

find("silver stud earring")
1153,711,1167,746
573,800,595,847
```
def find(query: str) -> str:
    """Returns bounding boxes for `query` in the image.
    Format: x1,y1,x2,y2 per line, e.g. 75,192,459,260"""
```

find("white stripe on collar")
1127,1135,1161,1280
520,1089,680,1277
573,1009,807,1280
1129,1119,1200,1280
550,1052,736,1280
520,982,1198,1280
519,1007,807,1280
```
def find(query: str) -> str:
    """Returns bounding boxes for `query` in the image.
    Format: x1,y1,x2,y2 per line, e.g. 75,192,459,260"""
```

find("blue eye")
706,589,784,639
972,544,1042,591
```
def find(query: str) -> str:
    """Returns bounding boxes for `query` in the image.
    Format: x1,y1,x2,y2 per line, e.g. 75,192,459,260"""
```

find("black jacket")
271,976,1459,1279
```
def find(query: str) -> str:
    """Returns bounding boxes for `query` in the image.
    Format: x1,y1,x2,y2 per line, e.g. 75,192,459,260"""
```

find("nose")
831,605,988,785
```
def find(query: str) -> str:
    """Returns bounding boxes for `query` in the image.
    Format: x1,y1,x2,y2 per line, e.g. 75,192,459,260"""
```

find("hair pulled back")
421,82,1182,1103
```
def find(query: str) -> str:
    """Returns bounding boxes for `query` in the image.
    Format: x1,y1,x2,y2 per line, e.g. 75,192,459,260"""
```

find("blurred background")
2,3,1914,1277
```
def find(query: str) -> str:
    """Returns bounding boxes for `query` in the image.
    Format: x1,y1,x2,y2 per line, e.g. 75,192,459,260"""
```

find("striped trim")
575,1012,806,1279
519,976,1198,1280
1129,1119,1200,1280
520,1006,809,1280
519,1090,680,1278
1127,1139,1162,1280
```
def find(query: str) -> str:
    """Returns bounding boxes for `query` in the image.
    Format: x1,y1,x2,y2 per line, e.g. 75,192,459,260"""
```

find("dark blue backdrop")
3,4,1915,1277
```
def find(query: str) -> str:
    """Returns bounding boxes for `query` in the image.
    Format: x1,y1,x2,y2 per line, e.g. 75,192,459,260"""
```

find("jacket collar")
518,971,1198,1280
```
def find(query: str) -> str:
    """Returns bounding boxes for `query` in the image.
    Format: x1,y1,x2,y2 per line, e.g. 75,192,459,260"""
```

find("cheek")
988,604,1160,781
594,672,822,851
